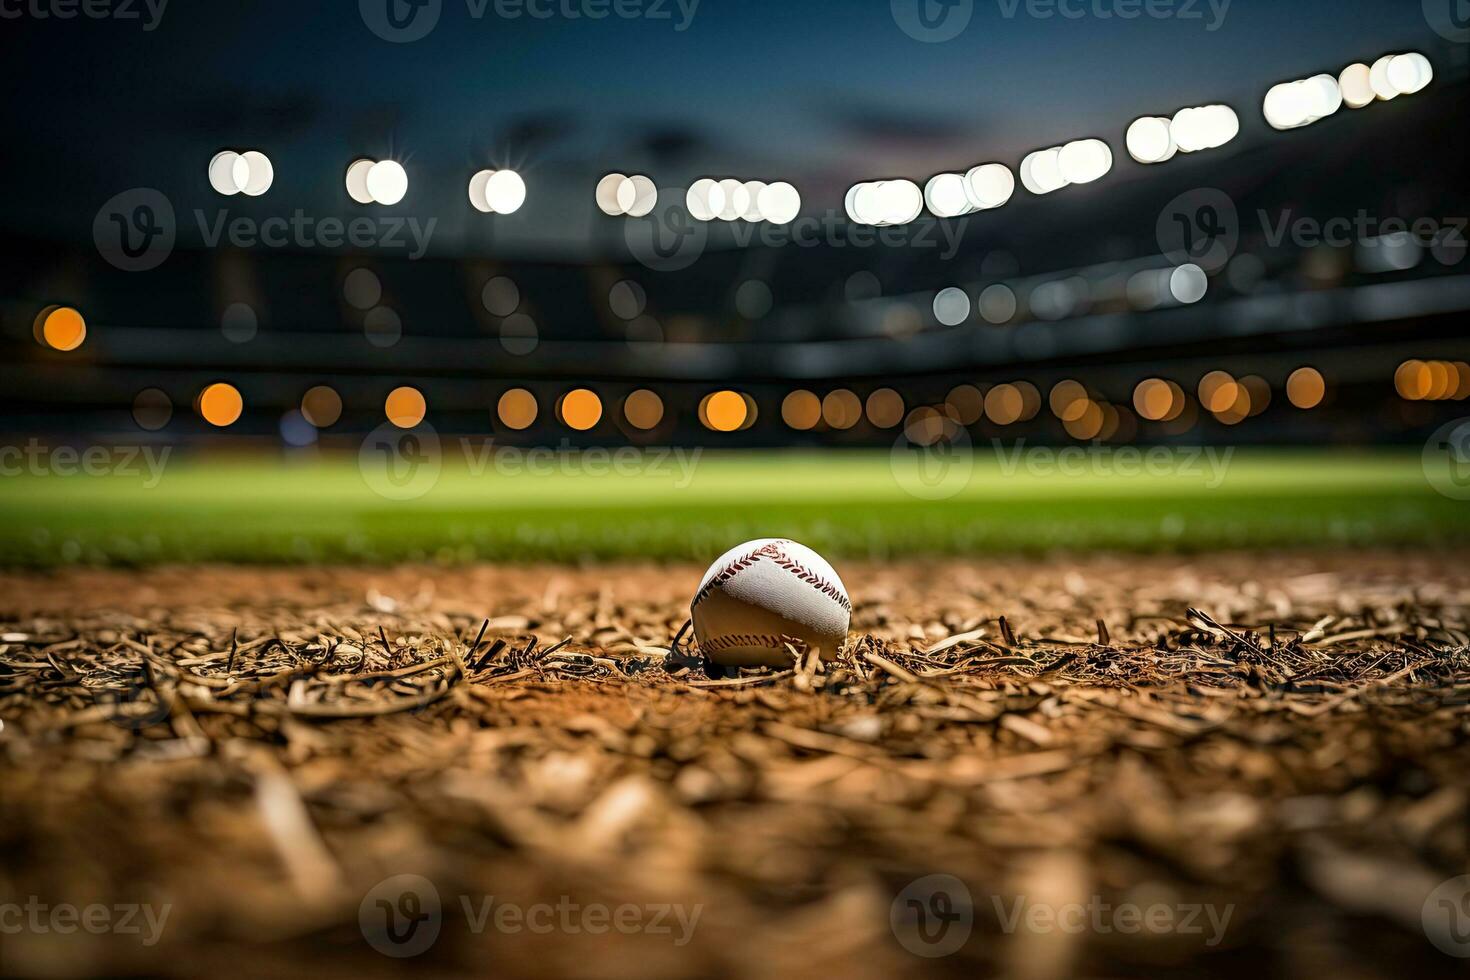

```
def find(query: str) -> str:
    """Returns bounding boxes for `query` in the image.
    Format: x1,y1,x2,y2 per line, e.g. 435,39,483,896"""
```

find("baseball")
690,538,851,668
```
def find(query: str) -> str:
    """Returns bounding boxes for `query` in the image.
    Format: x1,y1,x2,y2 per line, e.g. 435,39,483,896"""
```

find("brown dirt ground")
1,553,1468,979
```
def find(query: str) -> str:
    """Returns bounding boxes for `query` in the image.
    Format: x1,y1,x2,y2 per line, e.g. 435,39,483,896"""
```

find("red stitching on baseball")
689,540,851,615
690,541,783,610
767,553,853,613
697,633,808,653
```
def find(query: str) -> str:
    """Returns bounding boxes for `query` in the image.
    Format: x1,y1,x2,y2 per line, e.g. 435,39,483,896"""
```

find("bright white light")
877,180,923,225
932,287,971,326
715,179,749,221
366,160,408,206
469,169,495,213
485,169,526,214
740,181,766,221
1058,139,1111,184
1264,80,1324,130
924,173,972,218
687,178,724,222
1305,74,1343,119
345,159,375,204
1388,52,1432,95
758,182,800,224
209,151,243,195
1126,117,1176,163
964,163,1014,209
1168,106,1238,153
848,182,878,223
1169,263,1208,304
1210,105,1241,145
240,151,273,196
848,180,922,226
1020,147,1066,194
1268,54,1429,131
1338,64,1373,108
624,175,657,218
1369,55,1397,100
596,173,628,215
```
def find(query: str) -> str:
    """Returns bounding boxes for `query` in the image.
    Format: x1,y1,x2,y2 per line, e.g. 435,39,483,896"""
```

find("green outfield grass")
0,446,1465,565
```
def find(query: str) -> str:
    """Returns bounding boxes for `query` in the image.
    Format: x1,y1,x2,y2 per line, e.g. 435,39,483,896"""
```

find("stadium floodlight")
208,151,245,195
716,179,749,221
1019,140,1108,194
923,172,972,219
740,181,767,221
1126,117,1176,163
469,169,495,213
1387,52,1432,95
845,179,922,226
345,158,375,204
757,182,801,224
210,149,272,196
1270,53,1430,130
364,159,408,205
596,173,627,215
686,178,725,221
964,163,1015,209
484,169,526,214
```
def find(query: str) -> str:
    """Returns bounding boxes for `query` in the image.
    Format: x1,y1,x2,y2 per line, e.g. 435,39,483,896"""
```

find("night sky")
0,0,1452,256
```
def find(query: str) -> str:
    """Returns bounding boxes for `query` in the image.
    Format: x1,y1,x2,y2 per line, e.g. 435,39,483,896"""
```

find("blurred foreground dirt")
1,553,1468,978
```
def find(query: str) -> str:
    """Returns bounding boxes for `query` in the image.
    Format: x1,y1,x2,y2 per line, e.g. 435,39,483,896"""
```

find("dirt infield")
2,554,1468,978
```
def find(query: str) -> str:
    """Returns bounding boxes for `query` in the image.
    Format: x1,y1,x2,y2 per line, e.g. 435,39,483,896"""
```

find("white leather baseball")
690,538,851,668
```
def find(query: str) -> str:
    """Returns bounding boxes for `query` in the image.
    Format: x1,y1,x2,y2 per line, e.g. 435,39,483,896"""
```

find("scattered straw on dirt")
1,553,1468,978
